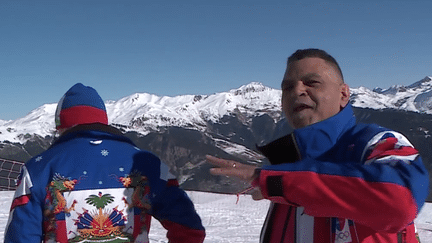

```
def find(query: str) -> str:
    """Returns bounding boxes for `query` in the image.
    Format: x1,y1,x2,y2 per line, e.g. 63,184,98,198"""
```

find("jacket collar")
293,104,356,159
51,123,135,148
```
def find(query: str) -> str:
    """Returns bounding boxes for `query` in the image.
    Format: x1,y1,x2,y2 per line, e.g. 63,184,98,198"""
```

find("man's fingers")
206,155,236,168
210,167,254,181
206,155,259,181
209,167,240,177
209,167,228,176
252,189,264,201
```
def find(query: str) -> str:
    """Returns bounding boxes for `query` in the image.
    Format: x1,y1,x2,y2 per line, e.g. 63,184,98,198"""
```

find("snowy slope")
0,191,431,242
1,77,432,144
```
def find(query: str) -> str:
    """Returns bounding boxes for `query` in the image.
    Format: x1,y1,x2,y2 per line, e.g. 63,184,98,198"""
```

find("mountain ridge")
0,76,431,144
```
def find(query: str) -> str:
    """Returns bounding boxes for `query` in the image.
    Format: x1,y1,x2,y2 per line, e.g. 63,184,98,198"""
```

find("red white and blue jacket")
5,124,205,243
257,104,429,243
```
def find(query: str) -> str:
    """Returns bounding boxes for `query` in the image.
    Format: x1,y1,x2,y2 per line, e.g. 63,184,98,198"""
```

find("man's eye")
281,80,293,91
282,85,293,91
305,80,319,86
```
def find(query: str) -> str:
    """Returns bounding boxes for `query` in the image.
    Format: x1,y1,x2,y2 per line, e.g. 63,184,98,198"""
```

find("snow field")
0,190,431,242
149,191,270,242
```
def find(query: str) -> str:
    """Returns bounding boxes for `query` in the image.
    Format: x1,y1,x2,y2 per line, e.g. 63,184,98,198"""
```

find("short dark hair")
287,48,344,82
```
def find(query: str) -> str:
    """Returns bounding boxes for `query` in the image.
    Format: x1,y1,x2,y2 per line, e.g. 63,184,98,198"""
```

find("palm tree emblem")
85,192,114,215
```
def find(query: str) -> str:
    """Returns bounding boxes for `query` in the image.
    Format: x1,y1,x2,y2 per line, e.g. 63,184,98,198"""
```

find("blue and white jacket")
257,104,429,243
5,124,205,243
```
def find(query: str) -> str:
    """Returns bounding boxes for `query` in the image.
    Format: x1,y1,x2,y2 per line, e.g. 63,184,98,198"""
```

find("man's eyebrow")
282,78,292,83
282,73,321,84
281,78,292,87
302,73,321,79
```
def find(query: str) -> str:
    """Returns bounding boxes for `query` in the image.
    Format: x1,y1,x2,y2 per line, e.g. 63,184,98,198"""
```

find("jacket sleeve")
258,130,429,233
4,166,44,243
149,162,205,243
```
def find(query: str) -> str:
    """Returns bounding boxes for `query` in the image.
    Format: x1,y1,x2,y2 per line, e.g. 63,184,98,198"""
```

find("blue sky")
1,0,431,120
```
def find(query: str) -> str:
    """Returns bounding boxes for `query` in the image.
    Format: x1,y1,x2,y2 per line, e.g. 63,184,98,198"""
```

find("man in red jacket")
207,48,428,242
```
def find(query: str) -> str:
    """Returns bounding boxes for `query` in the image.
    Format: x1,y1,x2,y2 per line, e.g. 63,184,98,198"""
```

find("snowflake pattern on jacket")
4,124,205,243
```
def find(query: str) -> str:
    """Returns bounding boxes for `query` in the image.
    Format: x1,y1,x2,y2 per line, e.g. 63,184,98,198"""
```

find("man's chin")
288,112,311,126
290,120,312,129
289,115,317,129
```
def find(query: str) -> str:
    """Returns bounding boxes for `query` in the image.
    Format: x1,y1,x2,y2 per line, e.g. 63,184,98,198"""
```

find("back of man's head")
55,83,108,131
287,48,344,83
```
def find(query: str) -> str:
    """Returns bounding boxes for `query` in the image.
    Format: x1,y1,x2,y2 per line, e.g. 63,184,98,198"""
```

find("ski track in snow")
0,191,431,242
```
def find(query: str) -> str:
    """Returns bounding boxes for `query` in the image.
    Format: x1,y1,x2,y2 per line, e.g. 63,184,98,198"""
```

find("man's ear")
340,84,350,108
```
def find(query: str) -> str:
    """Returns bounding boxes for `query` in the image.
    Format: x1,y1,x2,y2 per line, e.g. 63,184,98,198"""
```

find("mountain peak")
407,76,432,89
231,82,269,95
379,85,407,95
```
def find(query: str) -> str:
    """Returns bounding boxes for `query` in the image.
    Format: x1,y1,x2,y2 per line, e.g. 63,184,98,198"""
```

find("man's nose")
293,81,307,96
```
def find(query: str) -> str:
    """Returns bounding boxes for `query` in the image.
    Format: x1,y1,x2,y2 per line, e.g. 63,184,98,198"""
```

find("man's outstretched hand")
206,155,258,182
206,155,264,200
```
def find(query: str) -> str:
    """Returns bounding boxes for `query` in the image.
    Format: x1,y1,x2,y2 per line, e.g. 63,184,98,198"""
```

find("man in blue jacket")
5,83,205,243
207,48,429,242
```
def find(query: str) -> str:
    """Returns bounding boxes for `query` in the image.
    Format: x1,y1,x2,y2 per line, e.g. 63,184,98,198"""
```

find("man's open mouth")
293,104,312,112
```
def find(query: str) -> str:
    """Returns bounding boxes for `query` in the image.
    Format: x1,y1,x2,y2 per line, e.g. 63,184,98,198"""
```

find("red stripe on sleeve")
10,195,30,211
367,137,418,160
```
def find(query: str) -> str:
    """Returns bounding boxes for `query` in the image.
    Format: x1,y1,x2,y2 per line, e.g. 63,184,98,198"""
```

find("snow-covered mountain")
0,82,282,143
107,82,282,135
351,76,432,113
1,77,432,144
